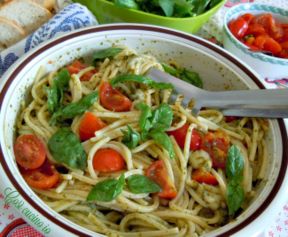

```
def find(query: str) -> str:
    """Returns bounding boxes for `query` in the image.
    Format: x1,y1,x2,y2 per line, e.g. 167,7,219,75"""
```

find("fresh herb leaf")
226,145,244,181
136,103,175,158
136,102,153,138
127,174,161,194
180,68,203,88
150,103,173,131
110,74,173,90
162,63,203,88
227,179,245,215
225,145,245,215
161,63,179,77
87,174,125,202
122,125,140,149
50,92,98,125
150,130,175,159
159,0,174,17
48,128,87,170
114,0,139,9
93,47,123,62
47,69,70,113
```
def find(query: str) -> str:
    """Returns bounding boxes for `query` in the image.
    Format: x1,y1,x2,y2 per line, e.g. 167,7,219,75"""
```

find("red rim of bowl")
0,24,287,237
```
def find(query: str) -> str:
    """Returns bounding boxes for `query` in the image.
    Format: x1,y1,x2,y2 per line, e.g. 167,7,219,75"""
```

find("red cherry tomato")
99,82,132,112
93,148,126,173
78,112,106,141
241,13,254,24
228,17,249,39
14,134,46,170
201,130,230,169
245,24,266,36
167,124,202,151
146,160,177,199
21,160,60,190
192,169,218,186
67,60,97,81
254,35,282,55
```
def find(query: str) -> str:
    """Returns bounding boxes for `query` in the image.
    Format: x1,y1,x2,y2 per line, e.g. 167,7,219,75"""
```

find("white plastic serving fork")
146,68,288,118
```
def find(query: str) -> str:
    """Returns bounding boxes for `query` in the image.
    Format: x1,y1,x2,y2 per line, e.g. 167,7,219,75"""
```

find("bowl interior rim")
0,24,287,236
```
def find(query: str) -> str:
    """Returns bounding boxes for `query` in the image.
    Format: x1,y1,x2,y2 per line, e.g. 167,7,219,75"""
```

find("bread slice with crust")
32,0,56,10
0,0,52,34
0,16,25,49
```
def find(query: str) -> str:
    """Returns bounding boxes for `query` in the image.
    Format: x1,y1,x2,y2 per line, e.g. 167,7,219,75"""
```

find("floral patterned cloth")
0,0,287,236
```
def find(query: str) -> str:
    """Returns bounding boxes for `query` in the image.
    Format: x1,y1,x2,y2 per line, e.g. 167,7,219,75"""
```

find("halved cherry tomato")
21,160,60,189
146,160,177,199
201,130,230,169
241,13,254,24
224,116,239,123
66,60,97,81
93,148,126,173
99,82,132,112
14,134,46,170
245,24,266,36
254,35,282,55
251,13,275,32
228,17,249,39
192,169,218,186
79,112,106,141
167,124,202,151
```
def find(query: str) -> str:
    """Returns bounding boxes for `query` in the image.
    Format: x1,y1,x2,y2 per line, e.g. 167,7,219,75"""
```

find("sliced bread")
0,16,25,48
31,0,56,10
0,0,52,34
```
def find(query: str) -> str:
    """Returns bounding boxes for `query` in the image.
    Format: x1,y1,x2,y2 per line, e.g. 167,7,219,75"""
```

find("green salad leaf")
110,74,173,90
108,0,222,18
115,0,139,9
87,174,125,202
48,128,87,170
127,174,161,194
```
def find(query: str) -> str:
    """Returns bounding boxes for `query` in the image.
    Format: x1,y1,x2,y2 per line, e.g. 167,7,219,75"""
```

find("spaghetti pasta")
14,46,269,236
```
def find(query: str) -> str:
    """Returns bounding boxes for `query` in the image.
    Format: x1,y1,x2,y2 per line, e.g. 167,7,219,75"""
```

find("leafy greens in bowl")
73,0,226,33
107,0,223,18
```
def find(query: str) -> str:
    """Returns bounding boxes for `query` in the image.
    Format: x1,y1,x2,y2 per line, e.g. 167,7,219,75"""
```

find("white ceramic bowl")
0,24,287,237
223,3,288,80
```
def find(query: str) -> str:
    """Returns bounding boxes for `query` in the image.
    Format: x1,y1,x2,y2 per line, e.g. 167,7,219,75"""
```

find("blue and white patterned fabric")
0,3,98,77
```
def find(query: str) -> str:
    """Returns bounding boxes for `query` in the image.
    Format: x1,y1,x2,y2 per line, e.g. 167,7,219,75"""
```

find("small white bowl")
0,24,287,237
223,3,288,81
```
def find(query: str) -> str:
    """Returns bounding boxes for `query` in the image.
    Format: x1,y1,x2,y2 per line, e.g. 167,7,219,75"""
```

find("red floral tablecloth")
0,0,287,236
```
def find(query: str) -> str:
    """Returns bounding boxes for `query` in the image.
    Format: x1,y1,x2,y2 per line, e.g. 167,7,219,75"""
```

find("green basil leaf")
180,68,203,88
227,179,245,215
48,128,87,170
110,74,173,90
150,130,175,159
50,92,98,125
226,145,244,182
47,69,70,113
150,103,173,131
136,102,153,136
87,174,125,202
127,174,161,194
162,63,179,77
93,47,123,62
114,0,139,9
122,125,140,149
162,63,203,88
159,0,175,17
